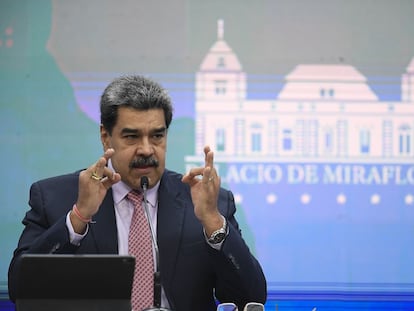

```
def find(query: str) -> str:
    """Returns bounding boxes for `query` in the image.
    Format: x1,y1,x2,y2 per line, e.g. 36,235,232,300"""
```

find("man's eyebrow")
121,128,139,134
153,127,167,133
120,127,167,135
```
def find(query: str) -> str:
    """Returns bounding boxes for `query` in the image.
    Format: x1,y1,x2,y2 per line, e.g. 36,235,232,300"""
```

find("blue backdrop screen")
1,1,414,308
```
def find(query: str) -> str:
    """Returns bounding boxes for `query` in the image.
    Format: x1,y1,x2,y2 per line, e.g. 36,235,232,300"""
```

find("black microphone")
140,176,172,311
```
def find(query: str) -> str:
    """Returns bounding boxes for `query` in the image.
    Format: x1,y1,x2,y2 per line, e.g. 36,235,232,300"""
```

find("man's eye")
124,135,138,140
153,133,165,139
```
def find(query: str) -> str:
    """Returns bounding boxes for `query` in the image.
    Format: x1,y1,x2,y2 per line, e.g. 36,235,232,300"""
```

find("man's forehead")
115,107,166,127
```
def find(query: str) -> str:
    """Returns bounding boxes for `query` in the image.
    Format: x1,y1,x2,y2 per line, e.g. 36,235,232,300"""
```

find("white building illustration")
182,20,414,292
187,20,414,165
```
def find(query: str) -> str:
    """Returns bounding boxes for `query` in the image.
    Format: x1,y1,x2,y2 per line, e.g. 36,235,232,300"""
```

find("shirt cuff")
66,211,89,245
205,236,224,250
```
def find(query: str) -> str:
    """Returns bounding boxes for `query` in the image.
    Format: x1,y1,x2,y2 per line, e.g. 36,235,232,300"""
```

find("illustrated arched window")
399,124,412,154
217,56,226,69
360,128,371,154
320,88,325,98
283,129,292,150
216,128,225,152
251,123,262,152
324,128,333,153
215,80,226,95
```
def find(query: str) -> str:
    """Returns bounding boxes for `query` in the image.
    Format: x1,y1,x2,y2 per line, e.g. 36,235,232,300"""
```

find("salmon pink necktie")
127,190,154,311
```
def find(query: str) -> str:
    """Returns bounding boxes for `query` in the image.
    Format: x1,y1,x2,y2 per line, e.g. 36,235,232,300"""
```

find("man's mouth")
132,165,151,169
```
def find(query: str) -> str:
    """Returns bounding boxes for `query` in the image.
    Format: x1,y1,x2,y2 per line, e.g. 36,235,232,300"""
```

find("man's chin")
129,169,155,186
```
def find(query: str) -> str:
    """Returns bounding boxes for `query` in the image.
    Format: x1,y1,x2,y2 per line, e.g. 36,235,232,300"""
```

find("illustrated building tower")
195,20,247,156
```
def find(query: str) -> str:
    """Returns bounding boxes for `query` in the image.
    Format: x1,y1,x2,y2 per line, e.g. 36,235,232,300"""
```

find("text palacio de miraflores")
185,162,414,185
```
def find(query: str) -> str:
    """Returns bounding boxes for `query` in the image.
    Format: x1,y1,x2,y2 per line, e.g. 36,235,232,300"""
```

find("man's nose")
136,137,153,155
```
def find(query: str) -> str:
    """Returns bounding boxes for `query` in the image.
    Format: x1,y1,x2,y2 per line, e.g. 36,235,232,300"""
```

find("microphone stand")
141,177,173,311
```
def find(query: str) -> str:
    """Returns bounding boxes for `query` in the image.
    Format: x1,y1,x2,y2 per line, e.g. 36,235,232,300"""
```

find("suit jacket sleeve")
212,188,267,308
157,170,267,311
8,173,81,301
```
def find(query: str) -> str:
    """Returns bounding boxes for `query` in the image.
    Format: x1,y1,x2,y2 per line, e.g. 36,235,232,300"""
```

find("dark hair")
100,75,173,134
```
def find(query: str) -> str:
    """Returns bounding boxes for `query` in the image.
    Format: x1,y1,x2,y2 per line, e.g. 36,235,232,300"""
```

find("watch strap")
207,215,228,244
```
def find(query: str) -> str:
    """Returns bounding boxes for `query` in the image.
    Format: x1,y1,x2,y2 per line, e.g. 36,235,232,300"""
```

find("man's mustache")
129,157,159,168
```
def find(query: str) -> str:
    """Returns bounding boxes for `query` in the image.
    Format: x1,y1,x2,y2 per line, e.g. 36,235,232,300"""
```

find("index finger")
103,148,115,161
89,148,115,175
204,146,214,168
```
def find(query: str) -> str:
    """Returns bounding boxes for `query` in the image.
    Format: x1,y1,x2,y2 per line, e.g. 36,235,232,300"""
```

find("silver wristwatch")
208,216,228,244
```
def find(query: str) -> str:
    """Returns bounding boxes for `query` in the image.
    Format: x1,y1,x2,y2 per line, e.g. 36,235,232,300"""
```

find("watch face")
211,232,226,244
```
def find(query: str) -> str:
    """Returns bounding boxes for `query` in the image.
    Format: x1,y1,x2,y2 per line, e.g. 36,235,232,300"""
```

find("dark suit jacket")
8,169,267,311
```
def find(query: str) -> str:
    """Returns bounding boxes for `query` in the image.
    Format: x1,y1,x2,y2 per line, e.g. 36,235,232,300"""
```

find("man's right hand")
70,148,121,233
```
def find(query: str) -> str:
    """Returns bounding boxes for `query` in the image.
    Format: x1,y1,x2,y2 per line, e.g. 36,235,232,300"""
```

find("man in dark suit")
8,75,267,311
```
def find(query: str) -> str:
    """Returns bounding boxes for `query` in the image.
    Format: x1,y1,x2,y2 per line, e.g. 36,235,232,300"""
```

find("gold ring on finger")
91,172,102,181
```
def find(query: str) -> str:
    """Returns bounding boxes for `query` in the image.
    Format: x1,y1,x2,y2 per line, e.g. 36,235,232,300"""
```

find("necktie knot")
127,190,143,208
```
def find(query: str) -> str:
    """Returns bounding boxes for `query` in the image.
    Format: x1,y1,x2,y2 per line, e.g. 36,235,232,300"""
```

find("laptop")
15,254,135,311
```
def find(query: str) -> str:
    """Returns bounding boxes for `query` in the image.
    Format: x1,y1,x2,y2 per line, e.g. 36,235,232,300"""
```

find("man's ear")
100,124,110,151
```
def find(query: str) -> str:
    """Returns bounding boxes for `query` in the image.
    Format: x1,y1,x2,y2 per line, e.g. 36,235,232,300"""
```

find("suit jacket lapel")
87,190,119,254
157,171,188,304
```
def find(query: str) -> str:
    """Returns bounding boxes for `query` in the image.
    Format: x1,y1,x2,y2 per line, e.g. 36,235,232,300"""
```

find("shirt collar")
109,159,160,207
